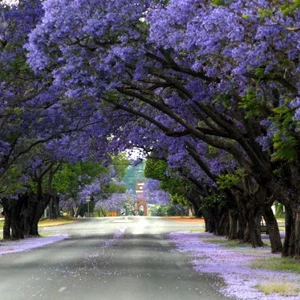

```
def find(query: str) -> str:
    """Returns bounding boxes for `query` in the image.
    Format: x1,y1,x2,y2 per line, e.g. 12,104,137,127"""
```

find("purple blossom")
95,190,138,212
143,179,171,205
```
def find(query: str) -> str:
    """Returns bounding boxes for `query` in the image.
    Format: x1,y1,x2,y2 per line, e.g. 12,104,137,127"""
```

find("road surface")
0,217,233,299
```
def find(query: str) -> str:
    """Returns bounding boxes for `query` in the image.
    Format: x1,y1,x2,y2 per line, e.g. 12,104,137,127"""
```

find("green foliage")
106,182,126,194
270,105,298,161
111,153,130,181
258,8,273,18
52,164,77,194
254,67,266,79
148,204,184,216
213,94,232,109
170,193,189,206
145,158,191,207
274,201,285,218
144,158,167,181
164,205,178,216
0,164,25,196
216,168,245,189
52,161,108,197
208,145,219,156
161,178,183,197
210,0,233,7
280,0,300,15
156,205,166,216
272,105,294,128
0,50,32,81
152,0,170,5
201,194,226,210
211,0,224,5
272,134,297,161
239,88,265,118
211,0,232,6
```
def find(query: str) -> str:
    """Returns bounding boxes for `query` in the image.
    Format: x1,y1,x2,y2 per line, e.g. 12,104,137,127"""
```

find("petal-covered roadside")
169,232,300,300
0,235,69,256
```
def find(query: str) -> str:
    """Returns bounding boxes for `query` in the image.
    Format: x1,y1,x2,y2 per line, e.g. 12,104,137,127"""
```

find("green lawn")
203,238,249,248
252,257,300,273
255,282,300,296
38,216,77,227
0,216,76,232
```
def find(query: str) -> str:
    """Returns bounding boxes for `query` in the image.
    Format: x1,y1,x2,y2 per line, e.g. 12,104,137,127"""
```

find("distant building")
122,161,146,192
123,161,147,215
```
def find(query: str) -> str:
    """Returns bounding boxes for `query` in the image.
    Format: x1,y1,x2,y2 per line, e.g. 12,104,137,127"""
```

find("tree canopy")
2,0,300,257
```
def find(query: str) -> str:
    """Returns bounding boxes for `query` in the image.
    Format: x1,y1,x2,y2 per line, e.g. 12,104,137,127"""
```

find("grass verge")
38,216,77,227
203,238,250,248
190,228,205,233
255,282,300,296
252,257,300,273
0,216,76,231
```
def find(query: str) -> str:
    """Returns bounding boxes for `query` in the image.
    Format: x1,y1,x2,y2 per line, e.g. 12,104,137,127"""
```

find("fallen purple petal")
0,235,69,255
169,232,300,300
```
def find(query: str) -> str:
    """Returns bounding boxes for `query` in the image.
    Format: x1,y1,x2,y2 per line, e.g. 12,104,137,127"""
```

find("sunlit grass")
256,282,300,296
203,238,250,248
0,220,4,230
190,228,205,233
0,216,76,230
252,257,300,273
38,216,77,227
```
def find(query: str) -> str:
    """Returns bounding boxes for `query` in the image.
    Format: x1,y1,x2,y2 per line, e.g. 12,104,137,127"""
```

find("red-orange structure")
135,180,147,216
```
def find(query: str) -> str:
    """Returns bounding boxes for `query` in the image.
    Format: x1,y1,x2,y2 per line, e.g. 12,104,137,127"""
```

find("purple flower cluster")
143,179,171,205
95,190,138,212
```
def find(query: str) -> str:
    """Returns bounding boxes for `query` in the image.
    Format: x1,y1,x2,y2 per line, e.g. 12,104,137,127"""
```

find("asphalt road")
0,217,233,300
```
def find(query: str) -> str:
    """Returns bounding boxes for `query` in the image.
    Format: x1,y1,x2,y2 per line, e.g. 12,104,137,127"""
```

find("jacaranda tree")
0,0,124,239
0,0,296,258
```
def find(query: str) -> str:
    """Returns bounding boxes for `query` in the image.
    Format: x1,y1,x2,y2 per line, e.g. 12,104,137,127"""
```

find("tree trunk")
69,207,75,217
2,197,25,240
295,207,300,258
216,210,229,236
3,218,11,240
228,211,238,240
262,205,282,253
49,196,59,219
247,217,263,247
203,211,215,233
237,212,245,240
20,193,40,237
11,200,24,240
2,198,11,240
283,205,300,258
28,193,53,236
21,194,34,236
242,203,263,247
282,206,295,257
233,193,263,246
188,197,201,218
11,217,24,239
